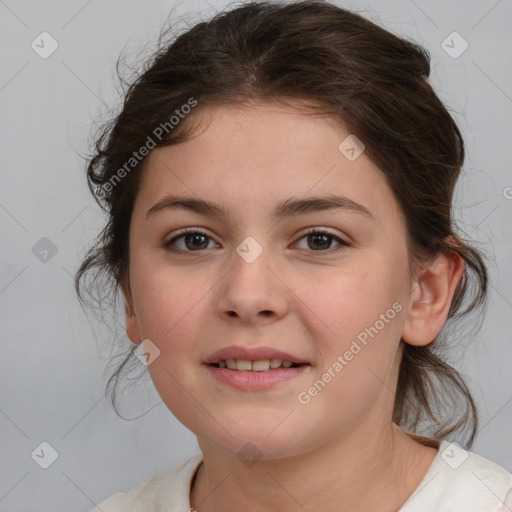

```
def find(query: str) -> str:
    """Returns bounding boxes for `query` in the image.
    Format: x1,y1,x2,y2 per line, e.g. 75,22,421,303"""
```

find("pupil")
186,233,208,250
309,234,330,250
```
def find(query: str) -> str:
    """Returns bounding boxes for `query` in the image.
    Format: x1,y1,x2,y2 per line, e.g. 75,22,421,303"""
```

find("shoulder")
401,440,512,512
90,454,203,512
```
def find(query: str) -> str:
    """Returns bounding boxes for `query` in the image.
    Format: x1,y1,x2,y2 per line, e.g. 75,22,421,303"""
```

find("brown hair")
75,0,488,447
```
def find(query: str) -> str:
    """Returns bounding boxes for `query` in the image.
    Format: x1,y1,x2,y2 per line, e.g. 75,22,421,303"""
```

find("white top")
91,440,512,511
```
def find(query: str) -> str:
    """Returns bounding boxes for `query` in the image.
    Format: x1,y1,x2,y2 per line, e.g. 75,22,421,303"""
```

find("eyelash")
164,227,350,254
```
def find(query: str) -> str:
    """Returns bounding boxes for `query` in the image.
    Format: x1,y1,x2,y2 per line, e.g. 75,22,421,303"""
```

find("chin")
194,415,311,462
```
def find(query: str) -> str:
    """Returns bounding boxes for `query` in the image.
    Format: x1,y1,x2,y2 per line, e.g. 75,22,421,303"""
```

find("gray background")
1,0,511,510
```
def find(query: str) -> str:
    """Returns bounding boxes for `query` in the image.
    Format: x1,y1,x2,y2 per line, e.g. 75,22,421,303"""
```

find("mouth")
203,346,311,390
209,358,307,371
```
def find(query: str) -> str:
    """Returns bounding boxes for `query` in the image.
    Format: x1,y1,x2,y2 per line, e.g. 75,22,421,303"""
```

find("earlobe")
125,301,143,344
122,276,143,344
401,249,464,347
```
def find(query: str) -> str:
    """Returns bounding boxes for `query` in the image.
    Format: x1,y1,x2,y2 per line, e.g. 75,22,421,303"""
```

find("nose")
214,244,289,325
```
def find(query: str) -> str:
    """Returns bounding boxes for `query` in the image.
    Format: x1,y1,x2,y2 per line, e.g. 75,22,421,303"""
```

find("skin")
124,101,464,512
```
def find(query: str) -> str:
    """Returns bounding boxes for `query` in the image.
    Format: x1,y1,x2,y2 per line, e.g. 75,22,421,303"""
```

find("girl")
76,1,512,510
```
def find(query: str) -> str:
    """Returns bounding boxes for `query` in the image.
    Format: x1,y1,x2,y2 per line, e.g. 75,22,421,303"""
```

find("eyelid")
299,226,346,240
167,226,215,239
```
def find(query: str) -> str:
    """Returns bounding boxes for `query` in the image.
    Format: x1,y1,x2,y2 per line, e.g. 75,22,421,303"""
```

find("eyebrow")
146,194,374,221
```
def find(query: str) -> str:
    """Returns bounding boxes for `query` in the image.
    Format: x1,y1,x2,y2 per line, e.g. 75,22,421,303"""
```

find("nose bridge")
230,234,274,298
215,234,288,321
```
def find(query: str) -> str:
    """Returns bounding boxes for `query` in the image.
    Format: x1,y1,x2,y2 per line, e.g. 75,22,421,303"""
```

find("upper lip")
204,346,309,365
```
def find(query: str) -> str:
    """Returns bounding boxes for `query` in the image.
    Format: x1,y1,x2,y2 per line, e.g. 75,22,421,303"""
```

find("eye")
294,229,349,252
164,227,349,254
165,228,218,252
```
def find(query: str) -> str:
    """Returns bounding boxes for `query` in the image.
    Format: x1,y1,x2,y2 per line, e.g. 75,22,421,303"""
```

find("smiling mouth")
209,359,308,371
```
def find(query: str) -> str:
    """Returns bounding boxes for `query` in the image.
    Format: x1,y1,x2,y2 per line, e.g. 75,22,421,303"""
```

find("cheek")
302,262,404,343
129,263,209,422
295,264,406,424
297,257,408,414
129,259,208,355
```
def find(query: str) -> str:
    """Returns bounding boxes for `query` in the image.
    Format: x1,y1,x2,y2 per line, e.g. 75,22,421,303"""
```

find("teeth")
236,359,252,371
214,358,300,371
252,360,270,371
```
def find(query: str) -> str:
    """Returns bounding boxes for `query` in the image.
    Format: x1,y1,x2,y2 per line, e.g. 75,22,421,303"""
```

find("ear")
122,278,143,344
401,245,464,347
125,302,143,344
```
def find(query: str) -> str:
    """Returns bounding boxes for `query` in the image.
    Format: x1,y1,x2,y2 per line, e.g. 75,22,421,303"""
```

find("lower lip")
203,364,309,391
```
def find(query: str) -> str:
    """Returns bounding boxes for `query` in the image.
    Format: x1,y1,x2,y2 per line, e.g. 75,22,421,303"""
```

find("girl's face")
125,102,418,458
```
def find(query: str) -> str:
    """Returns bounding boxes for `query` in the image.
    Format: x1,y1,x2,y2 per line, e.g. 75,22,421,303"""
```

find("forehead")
134,102,403,226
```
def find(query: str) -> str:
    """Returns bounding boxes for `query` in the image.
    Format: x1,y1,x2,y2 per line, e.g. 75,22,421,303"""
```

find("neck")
190,423,438,512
